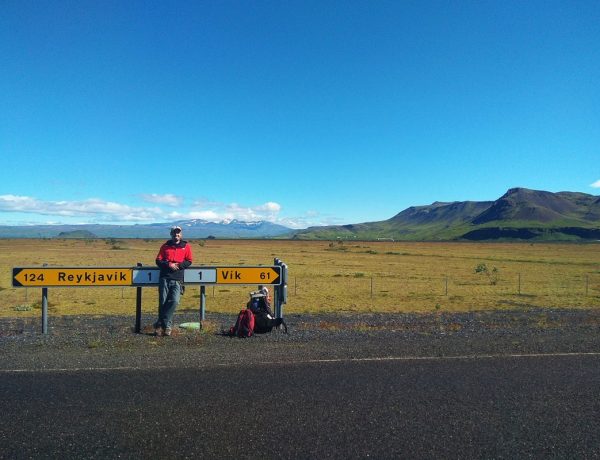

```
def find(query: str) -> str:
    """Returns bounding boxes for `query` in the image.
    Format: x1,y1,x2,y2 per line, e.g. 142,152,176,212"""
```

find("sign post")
135,263,143,334
273,258,288,322
42,287,48,334
200,286,206,321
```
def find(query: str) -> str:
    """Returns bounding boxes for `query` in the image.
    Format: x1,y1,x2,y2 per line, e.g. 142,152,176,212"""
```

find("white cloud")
139,193,183,206
225,202,282,221
191,198,222,208
189,211,221,220
0,195,163,223
256,202,281,213
187,201,284,223
275,217,309,229
0,194,40,211
0,195,321,228
167,210,221,221
590,180,600,188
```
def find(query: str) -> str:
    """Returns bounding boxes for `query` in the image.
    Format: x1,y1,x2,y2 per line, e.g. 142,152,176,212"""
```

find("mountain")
472,188,600,224
2,188,599,241
0,219,292,239
174,219,292,238
292,188,600,241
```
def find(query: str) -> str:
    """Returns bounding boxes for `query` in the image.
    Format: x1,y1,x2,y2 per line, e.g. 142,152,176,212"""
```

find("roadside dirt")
2,309,600,371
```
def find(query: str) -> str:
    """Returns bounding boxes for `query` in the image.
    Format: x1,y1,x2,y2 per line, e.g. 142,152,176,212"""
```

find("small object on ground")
155,327,163,337
179,322,201,330
164,327,172,336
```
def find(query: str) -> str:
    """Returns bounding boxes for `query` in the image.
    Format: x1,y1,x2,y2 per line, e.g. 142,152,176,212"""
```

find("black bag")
253,310,287,334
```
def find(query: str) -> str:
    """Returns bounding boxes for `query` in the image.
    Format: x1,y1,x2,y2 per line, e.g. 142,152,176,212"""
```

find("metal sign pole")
273,258,287,320
200,285,206,322
135,287,142,333
273,286,280,319
135,263,142,333
273,258,281,318
42,288,48,334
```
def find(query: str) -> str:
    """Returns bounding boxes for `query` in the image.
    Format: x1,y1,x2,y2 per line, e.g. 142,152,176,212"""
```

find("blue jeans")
156,278,182,329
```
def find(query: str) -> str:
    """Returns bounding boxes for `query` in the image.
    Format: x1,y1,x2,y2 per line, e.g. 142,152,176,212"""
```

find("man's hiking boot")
155,327,164,337
164,327,172,336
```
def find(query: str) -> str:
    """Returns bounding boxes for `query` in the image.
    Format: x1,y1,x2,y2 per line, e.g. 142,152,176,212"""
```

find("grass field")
0,239,599,318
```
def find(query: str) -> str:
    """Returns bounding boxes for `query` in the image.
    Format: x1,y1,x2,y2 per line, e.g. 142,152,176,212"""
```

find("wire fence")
283,271,600,312
290,272,600,297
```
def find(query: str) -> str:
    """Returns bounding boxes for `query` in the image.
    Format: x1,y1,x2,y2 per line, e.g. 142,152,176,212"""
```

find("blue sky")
1,0,599,228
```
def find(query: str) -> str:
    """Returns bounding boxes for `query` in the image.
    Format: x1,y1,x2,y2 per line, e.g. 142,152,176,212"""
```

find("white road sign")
132,268,160,285
184,268,217,283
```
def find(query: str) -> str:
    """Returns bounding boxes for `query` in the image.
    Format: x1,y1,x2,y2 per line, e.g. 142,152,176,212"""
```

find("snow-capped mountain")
0,219,293,239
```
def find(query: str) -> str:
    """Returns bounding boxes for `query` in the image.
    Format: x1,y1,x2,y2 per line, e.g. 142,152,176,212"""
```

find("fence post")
586,274,589,296
445,276,448,296
518,273,521,295
280,263,288,319
371,277,373,298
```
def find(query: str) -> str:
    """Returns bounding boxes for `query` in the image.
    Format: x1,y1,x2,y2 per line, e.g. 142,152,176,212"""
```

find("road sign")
132,268,160,285
12,267,132,287
13,265,282,287
216,266,281,285
184,268,217,283
133,267,278,285
131,268,218,285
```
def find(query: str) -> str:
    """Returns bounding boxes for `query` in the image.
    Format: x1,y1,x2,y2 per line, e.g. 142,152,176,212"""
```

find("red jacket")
155,240,193,281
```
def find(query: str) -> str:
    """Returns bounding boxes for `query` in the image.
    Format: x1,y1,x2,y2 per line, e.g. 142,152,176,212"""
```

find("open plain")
1,239,599,318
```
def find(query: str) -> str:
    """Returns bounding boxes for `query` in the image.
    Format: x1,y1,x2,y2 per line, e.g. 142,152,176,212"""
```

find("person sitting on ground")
248,287,273,316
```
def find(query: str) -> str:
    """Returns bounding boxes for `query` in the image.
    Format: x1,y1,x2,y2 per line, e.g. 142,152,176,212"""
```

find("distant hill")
0,219,292,239
292,188,600,241
57,230,98,239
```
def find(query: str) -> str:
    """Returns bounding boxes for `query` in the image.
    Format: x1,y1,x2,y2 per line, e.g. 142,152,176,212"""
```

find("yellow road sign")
12,265,282,287
216,266,281,285
12,267,132,287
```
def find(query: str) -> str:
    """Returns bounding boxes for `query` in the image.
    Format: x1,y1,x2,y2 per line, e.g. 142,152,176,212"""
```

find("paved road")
1,353,599,459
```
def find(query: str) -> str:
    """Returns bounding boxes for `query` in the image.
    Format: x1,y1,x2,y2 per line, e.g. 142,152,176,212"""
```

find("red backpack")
229,309,255,338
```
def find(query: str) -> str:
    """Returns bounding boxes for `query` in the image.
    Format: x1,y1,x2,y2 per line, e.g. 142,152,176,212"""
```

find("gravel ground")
2,308,600,371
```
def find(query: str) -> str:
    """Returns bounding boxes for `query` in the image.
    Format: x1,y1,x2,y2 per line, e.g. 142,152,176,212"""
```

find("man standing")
154,226,193,336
